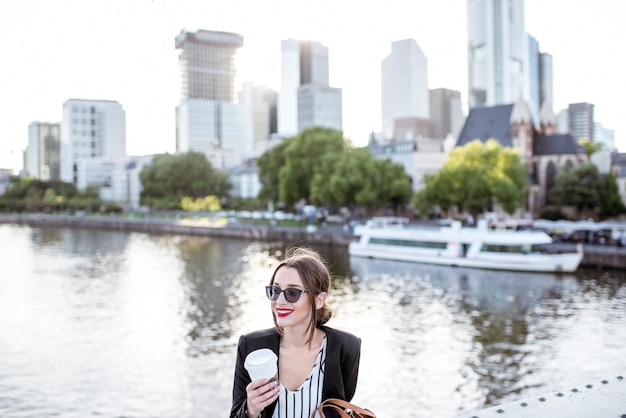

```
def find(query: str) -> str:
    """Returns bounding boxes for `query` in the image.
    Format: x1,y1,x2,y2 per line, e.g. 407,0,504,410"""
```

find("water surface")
0,224,624,417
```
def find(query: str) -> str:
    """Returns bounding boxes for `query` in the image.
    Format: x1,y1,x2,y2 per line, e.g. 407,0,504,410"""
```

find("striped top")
272,335,327,418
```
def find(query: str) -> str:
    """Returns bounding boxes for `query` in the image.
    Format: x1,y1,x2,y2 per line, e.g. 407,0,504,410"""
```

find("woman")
230,247,361,418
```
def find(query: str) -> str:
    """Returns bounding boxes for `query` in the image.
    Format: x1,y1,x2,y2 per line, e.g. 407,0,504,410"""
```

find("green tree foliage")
256,138,291,203
549,163,602,219
413,139,529,218
256,127,412,214
3,177,77,200
578,138,602,158
139,151,231,210
599,172,626,219
278,127,347,205
0,177,119,213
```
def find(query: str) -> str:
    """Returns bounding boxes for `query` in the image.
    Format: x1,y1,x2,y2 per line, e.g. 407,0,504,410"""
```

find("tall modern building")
568,102,595,141
239,82,278,142
539,52,553,111
594,123,615,151
60,99,126,185
25,121,60,181
278,39,342,136
381,39,429,139
175,29,252,169
429,88,465,140
467,0,526,108
527,34,540,124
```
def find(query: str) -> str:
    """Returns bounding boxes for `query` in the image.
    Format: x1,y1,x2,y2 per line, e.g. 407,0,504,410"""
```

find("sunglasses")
265,285,308,303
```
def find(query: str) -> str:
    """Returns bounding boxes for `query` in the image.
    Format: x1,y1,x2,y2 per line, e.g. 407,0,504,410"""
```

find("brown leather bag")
311,398,376,418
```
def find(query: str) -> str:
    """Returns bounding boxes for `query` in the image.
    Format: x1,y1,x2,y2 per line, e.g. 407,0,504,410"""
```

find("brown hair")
269,247,333,345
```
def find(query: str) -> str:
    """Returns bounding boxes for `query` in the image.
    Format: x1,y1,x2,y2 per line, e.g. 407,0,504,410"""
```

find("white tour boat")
349,217,583,273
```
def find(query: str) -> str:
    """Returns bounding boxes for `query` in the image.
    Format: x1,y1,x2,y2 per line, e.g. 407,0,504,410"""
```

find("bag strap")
311,398,376,418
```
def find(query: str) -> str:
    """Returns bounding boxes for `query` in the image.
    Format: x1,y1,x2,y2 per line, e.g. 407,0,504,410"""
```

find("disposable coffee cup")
244,349,278,382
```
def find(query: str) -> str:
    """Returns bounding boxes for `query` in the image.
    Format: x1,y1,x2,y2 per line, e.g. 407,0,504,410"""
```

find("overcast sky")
1,0,624,172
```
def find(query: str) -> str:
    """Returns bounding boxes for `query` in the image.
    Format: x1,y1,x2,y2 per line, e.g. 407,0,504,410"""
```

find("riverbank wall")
0,213,354,247
2,214,625,270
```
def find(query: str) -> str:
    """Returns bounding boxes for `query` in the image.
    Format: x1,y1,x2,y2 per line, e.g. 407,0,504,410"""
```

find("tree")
139,151,232,210
278,127,347,205
371,158,413,213
578,138,602,158
413,139,529,219
256,138,291,204
599,172,626,219
180,195,221,212
549,163,602,219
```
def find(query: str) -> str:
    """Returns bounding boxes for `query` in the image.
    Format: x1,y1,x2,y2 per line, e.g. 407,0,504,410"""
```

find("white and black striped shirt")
272,335,327,418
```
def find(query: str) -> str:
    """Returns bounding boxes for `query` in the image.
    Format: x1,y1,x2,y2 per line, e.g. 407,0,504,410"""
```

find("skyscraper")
278,39,342,136
527,34,540,124
467,0,526,108
26,121,60,181
568,102,595,141
381,39,429,139
176,29,243,102
175,29,251,169
539,52,553,110
60,99,126,184
429,88,465,140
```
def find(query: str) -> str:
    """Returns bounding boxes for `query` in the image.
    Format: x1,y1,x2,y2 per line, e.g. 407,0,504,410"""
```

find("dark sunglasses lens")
265,286,278,300
284,288,301,303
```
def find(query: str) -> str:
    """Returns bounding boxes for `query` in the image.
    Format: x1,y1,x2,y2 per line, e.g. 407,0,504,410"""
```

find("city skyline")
1,0,625,172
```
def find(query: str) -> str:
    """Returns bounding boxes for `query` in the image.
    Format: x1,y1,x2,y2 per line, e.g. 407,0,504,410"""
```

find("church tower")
510,96,534,164
539,99,557,134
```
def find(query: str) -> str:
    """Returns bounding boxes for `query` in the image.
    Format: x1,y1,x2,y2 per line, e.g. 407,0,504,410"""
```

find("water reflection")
346,258,626,415
0,224,624,418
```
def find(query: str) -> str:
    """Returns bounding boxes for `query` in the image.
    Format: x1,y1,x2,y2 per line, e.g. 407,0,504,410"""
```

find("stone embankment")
2,214,625,270
0,213,355,247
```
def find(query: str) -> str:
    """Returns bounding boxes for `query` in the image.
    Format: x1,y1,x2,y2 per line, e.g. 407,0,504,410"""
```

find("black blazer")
230,325,361,418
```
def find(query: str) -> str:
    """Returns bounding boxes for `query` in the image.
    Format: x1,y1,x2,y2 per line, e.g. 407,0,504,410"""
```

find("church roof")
533,134,583,155
456,104,515,147
456,103,584,156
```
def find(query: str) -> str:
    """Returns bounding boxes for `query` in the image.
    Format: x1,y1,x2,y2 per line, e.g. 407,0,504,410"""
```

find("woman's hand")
246,378,279,418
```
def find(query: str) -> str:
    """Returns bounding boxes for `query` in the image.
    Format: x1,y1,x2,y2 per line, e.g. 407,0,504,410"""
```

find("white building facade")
60,99,126,186
381,39,429,139
279,39,342,136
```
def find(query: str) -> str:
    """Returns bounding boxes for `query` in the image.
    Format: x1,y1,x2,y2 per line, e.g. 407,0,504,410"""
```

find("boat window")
370,238,448,249
480,244,541,254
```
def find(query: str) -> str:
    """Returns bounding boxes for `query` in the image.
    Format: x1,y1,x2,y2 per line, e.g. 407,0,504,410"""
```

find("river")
0,224,625,417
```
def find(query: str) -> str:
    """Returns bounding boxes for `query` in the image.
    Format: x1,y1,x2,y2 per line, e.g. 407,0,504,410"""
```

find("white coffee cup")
244,348,278,382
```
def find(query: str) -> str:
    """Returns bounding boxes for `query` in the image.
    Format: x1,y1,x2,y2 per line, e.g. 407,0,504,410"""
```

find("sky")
1,0,625,173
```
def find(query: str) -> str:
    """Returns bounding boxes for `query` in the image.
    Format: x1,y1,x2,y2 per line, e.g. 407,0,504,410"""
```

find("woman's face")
271,266,312,331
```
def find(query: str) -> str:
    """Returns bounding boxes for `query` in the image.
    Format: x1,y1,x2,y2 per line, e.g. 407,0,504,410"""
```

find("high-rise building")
539,52,553,111
594,123,615,151
429,88,465,140
239,82,278,142
176,29,243,102
26,121,60,181
467,0,526,108
175,29,251,169
60,99,126,185
278,39,342,136
527,34,540,124
381,39,429,139
568,102,595,141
